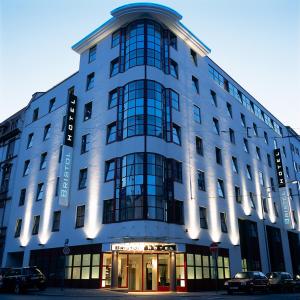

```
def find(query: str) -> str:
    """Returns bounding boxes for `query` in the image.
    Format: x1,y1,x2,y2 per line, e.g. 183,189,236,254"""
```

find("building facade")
1,3,300,292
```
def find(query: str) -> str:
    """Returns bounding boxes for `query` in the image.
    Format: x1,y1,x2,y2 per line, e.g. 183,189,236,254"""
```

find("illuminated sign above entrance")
111,243,177,252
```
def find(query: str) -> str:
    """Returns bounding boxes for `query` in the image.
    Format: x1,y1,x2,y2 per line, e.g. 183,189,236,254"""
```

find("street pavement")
0,288,299,300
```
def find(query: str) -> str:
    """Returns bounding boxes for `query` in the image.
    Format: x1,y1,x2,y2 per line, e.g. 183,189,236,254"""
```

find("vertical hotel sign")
274,148,292,227
58,91,77,206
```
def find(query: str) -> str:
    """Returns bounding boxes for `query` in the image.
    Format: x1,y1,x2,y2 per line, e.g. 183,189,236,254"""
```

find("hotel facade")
0,3,300,292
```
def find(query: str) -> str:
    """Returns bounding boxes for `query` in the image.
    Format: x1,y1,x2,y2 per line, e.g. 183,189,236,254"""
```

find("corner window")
197,170,206,191
40,152,47,170
86,72,95,90
193,105,201,123
43,124,51,141
190,49,197,65
196,136,203,156
32,215,40,235
49,98,56,112
75,205,85,228
36,183,44,201
105,160,115,182
52,211,61,232
217,179,225,198
81,134,90,154
32,108,39,122
192,76,199,94
172,124,181,145
78,168,88,190
88,45,97,63
170,60,178,78
110,58,119,77
84,102,92,121
199,207,208,229
220,212,228,233
107,122,117,144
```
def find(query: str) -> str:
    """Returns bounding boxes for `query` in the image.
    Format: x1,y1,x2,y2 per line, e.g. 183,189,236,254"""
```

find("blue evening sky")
0,0,299,130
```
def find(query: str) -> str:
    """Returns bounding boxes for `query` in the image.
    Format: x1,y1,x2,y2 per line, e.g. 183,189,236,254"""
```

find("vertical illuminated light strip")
39,134,62,245
223,154,239,245
84,133,102,239
20,158,39,247
264,167,276,223
252,158,263,219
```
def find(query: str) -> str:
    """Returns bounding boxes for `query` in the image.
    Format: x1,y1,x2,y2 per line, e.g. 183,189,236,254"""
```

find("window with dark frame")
220,212,228,233
78,168,88,190
170,90,179,111
197,170,206,191
107,122,117,144
49,98,56,113
232,156,238,173
27,133,33,149
32,108,39,122
81,134,90,154
172,124,181,145
199,207,208,229
264,131,269,144
210,90,217,107
213,118,220,135
23,160,30,176
75,205,85,228
36,183,44,201
88,45,97,63
256,147,261,160
217,179,225,198
84,102,92,121
192,76,199,94
86,72,95,90
40,152,47,170
190,49,197,65
249,192,255,209
226,102,232,118
32,215,40,235
15,219,22,237
108,89,118,109
196,136,203,156
253,123,258,136
193,105,201,123
110,58,120,77
243,138,249,153
229,128,235,144
170,60,178,78
19,188,26,206
103,199,115,224
105,160,115,182
215,147,222,165
235,186,241,203
240,113,246,127
43,124,51,140
52,211,61,232
262,197,268,214
246,165,252,180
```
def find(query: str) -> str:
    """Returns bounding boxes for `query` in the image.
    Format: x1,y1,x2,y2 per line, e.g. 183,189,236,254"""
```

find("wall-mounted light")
86,237,94,241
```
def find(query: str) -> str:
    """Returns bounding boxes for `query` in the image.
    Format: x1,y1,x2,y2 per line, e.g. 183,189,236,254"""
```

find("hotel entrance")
117,253,170,291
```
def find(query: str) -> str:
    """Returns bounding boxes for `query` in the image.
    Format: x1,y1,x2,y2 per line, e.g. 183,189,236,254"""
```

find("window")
36,183,44,201
246,165,252,180
111,30,120,47
264,131,269,144
213,118,220,135
193,105,201,123
52,211,61,232
170,31,177,49
220,212,228,233
32,108,39,122
235,186,241,203
86,72,95,90
195,136,203,156
110,58,119,77
197,170,206,191
210,90,217,107
172,124,181,145
108,89,118,109
5,139,15,159
171,90,179,111
103,199,115,224
55,177,60,196
259,171,265,186
217,179,225,198
267,154,272,167
262,197,268,213
292,210,297,225
256,147,261,160
27,133,33,149
84,102,92,121
199,207,208,229
88,45,97,63
249,192,255,209
229,128,235,144
243,138,249,153
32,215,40,235
59,145,63,163
105,160,115,182
192,76,199,93
15,219,22,237
270,177,275,192
40,152,47,170
107,122,117,144
286,166,290,178
23,160,30,176
19,188,26,206
49,98,55,112
43,124,51,140
215,147,222,165
240,113,246,127
170,160,182,183
62,115,66,131
75,205,85,228
190,48,197,65
253,123,258,136
170,60,178,78
282,146,286,157
231,156,238,173
78,168,88,190
226,102,232,118
81,134,90,154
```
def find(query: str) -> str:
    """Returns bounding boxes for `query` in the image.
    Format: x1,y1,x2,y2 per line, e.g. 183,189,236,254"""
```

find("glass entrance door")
143,254,157,290
128,254,142,291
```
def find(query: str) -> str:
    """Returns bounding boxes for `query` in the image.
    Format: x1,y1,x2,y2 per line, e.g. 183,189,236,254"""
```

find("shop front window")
176,253,186,288
118,254,128,287
102,253,112,287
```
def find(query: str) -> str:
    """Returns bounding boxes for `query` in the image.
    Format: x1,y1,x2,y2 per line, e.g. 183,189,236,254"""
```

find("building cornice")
72,3,211,57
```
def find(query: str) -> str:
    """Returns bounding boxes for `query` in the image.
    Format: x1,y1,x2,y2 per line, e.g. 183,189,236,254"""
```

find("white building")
1,3,299,292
